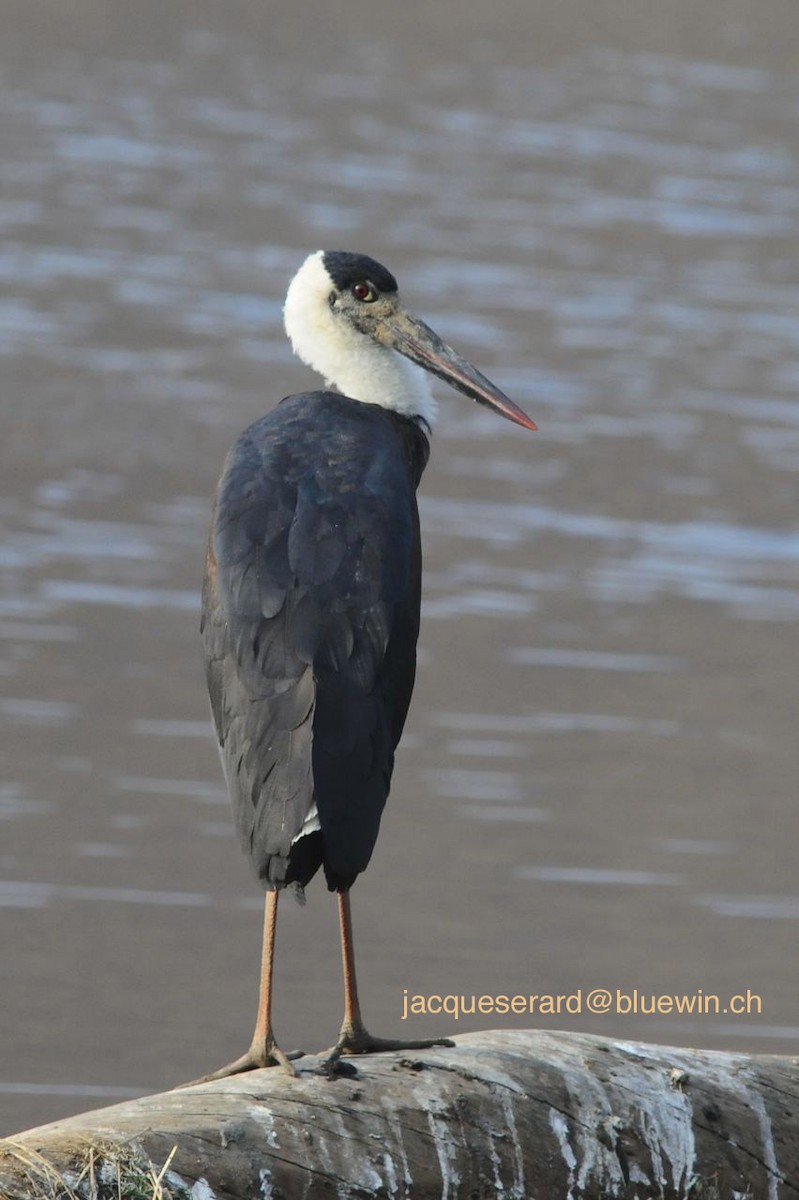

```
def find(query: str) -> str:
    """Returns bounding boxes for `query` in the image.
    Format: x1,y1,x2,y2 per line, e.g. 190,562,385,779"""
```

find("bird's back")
202,391,430,892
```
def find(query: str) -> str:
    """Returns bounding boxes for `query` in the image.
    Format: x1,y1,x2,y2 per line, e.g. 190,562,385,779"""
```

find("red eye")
352,281,376,302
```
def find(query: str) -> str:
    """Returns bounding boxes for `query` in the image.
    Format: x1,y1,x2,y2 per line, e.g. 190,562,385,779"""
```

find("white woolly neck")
283,251,438,425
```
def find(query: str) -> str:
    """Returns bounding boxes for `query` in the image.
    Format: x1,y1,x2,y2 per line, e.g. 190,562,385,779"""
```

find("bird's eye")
351,281,377,302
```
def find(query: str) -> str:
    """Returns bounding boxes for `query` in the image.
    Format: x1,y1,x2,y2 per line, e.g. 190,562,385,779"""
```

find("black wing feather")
201,391,429,891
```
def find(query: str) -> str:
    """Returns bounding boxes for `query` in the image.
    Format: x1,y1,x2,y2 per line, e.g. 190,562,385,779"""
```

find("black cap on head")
323,251,398,295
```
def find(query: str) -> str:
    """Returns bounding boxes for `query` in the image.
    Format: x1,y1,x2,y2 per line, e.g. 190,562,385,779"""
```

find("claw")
177,1043,304,1087
321,1027,453,1076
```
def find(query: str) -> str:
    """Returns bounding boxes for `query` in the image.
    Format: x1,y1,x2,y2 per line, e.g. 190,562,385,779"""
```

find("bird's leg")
180,889,300,1085
242,888,298,1072
324,891,453,1072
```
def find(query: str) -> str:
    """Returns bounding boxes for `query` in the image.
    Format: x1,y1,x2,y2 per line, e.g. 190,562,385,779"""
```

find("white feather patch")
291,801,320,844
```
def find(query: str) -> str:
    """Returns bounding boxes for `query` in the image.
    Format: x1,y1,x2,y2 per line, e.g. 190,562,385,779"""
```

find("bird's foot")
322,1022,454,1077
178,1037,303,1087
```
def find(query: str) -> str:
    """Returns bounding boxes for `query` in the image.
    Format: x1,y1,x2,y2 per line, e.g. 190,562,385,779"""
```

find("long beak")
375,308,537,431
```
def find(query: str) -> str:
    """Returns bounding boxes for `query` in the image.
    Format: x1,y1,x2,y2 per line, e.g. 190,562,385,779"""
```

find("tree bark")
1,1030,796,1198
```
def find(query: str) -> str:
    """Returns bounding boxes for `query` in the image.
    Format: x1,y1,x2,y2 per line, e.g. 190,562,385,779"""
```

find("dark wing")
201,392,426,891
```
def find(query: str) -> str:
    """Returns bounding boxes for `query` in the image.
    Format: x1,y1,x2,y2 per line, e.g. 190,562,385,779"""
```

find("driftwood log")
1,1030,796,1199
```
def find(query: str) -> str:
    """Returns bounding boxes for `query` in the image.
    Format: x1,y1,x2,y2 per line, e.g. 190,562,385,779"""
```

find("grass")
0,1140,192,1200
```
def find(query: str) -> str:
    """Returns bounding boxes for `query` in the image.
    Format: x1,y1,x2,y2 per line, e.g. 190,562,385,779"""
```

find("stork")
198,250,536,1079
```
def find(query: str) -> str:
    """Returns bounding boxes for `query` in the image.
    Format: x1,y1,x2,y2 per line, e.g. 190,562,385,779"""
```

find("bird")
197,250,536,1080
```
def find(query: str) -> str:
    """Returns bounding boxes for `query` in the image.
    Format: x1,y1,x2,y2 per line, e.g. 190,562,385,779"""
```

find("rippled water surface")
2,0,798,1134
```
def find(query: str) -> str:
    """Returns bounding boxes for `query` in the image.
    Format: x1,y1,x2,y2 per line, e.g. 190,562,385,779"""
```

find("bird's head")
283,250,536,431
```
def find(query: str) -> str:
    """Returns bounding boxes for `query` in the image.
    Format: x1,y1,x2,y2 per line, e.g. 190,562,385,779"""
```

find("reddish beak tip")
502,406,537,432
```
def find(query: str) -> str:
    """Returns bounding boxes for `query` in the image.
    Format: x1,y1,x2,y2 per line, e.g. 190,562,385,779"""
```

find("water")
2,0,798,1135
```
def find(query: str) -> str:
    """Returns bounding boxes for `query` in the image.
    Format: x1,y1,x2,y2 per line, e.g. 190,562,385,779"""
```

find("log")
1,1030,796,1199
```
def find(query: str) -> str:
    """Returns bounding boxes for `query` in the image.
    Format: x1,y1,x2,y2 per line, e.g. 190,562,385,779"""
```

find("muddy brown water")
2,0,798,1136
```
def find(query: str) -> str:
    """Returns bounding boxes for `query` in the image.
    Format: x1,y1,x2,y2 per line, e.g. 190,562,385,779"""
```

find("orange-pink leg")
181,889,299,1085
325,891,453,1070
